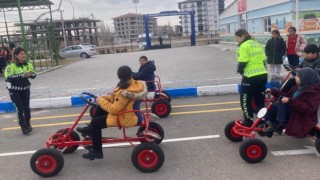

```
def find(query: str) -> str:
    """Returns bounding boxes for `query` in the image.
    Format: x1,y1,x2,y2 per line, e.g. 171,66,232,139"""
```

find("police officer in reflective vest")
235,29,268,127
5,47,36,135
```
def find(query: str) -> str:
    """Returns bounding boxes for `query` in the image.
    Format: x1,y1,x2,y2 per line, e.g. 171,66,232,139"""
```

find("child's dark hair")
304,44,319,54
117,65,132,89
139,56,148,61
288,27,297,33
271,30,280,36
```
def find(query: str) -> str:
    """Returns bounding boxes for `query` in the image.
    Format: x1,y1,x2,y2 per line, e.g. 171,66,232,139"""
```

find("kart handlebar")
283,64,297,75
80,92,98,106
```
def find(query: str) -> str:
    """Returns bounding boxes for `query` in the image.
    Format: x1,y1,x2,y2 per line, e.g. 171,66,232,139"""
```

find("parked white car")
59,44,96,59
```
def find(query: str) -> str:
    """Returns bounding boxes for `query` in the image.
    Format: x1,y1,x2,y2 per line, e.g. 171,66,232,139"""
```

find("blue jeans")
266,101,291,126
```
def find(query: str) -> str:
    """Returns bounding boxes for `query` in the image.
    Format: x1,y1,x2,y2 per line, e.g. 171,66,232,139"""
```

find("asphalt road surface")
0,95,319,180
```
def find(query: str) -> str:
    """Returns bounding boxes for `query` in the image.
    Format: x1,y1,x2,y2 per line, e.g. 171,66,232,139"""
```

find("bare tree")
99,22,114,46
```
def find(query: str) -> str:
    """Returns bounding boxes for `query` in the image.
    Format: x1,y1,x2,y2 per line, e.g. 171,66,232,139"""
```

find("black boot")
26,124,33,132
267,121,283,135
21,125,32,135
76,126,91,137
82,149,103,160
241,118,253,127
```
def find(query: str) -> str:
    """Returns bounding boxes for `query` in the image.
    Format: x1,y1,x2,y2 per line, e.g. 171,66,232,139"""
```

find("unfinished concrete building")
113,13,157,43
21,18,100,48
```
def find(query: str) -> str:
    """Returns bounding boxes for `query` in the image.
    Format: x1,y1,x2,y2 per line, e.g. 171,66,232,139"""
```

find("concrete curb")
0,82,280,113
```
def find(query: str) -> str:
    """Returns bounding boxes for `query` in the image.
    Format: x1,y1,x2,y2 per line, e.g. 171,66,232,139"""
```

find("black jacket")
132,61,156,90
298,55,320,76
265,36,286,64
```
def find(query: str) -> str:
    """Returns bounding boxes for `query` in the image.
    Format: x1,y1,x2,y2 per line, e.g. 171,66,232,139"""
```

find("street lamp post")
295,0,300,32
60,10,67,48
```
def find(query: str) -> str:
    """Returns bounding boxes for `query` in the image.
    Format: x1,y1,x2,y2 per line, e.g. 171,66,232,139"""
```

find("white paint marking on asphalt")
0,150,36,156
271,146,320,157
0,96,8,100
0,135,220,157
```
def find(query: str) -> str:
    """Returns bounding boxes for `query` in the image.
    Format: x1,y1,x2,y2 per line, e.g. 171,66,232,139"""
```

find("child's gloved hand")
265,88,271,94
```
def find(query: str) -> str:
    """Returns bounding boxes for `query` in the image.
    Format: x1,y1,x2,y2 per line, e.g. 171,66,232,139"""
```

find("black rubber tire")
315,138,320,154
239,138,268,163
30,148,64,177
80,53,88,59
224,121,243,142
151,100,171,118
137,122,164,144
54,129,80,154
131,142,165,173
155,91,171,103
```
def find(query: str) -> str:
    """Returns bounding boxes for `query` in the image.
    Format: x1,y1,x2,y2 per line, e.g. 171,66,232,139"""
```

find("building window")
264,17,271,33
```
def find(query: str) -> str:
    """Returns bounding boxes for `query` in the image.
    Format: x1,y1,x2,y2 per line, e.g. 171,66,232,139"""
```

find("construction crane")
34,0,63,22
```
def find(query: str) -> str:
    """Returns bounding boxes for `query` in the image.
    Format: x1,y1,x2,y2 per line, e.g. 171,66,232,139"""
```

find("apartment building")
178,0,222,36
220,0,320,45
112,13,157,42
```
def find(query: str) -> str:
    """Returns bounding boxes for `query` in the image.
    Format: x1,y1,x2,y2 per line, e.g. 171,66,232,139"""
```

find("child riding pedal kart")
225,67,320,163
30,66,165,177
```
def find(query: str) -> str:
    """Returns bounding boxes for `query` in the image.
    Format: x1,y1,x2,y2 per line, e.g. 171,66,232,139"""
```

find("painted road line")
0,135,220,157
4,107,241,131
2,120,91,131
170,108,241,115
18,101,240,122
271,146,320,157
172,101,239,108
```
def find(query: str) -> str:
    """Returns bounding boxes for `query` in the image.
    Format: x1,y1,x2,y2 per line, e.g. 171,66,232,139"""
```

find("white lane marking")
271,146,320,157
0,96,8,100
0,135,220,157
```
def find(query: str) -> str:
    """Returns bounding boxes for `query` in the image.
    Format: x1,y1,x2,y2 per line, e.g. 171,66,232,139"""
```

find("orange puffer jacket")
98,80,147,127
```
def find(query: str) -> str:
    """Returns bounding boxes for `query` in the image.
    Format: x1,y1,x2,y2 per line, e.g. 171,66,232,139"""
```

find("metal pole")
16,0,27,50
3,11,10,44
296,0,299,32
60,10,67,48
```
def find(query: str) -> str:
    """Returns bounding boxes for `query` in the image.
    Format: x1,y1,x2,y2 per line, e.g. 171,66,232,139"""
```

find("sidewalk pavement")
0,43,282,113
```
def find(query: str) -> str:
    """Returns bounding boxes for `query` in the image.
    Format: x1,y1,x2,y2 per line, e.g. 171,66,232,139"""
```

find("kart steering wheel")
283,64,297,76
80,92,98,106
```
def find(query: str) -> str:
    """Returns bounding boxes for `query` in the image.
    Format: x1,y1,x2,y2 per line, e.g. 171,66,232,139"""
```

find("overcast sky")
0,0,233,33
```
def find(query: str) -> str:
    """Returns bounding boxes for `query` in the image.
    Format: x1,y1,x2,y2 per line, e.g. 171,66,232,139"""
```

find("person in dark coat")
266,67,320,138
298,44,320,75
265,30,286,76
132,55,156,91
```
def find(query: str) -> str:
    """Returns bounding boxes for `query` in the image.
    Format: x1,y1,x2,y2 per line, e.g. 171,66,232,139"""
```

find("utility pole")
3,11,10,44
60,10,67,48
295,0,300,32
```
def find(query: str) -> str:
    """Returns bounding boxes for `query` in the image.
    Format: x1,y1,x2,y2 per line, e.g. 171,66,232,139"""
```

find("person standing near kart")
235,29,268,127
77,65,148,160
132,55,156,91
286,27,307,67
266,67,320,138
0,46,7,75
4,47,36,135
265,30,286,76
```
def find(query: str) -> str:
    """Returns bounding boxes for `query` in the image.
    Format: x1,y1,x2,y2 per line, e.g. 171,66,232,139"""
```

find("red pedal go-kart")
227,64,320,163
143,76,171,118
89,76,171,118
30,92,165,177
225,93,320,163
